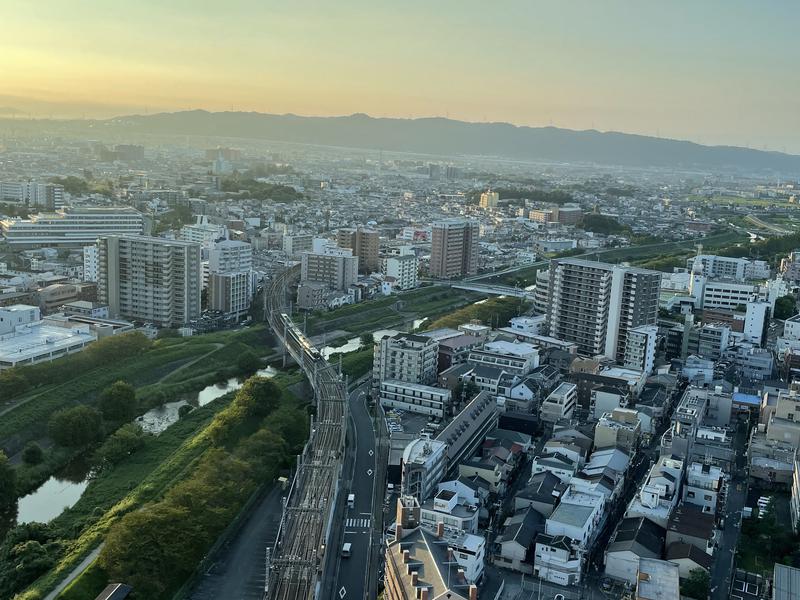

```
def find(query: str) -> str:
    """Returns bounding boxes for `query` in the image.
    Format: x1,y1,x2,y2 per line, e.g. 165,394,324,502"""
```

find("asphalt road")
189,486,284,600
331,382,378,600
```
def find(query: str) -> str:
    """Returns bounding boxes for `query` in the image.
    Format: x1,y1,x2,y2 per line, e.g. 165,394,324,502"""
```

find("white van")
341,543,352,558
347,493,355,508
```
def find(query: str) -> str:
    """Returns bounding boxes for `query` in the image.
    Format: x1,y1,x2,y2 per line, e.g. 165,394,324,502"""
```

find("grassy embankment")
300,286,485,339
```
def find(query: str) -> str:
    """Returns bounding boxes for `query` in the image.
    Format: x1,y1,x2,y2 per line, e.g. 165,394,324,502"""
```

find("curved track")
264,265,347,600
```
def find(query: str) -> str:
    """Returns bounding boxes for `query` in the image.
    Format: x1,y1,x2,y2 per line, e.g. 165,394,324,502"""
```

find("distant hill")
107,110,800,173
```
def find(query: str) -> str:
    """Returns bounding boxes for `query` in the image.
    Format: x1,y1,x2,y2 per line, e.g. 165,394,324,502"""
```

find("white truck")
347,493,355,508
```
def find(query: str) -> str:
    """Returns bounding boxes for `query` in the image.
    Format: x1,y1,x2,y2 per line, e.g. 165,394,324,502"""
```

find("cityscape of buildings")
2,130,800,600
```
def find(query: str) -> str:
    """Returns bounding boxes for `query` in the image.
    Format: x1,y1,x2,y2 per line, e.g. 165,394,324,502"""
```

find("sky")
1,0,799,152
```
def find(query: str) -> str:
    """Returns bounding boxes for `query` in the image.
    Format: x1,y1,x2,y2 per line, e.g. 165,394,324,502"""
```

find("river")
15,366,278,524
320,318,429,359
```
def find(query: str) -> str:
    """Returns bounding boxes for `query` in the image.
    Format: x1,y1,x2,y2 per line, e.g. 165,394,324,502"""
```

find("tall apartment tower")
300,247,359,291
208,239,253,320
547,258,660,362
337,227,380,274
429,219,479,279
97,235,202,328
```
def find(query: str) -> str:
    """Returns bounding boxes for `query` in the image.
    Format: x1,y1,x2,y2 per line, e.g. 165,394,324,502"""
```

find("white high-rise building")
82,245,99,282
97,235,202,328
181,215,226,249
624,325,658,374
547,258,660,361
207,239,254,320
383,252,418,290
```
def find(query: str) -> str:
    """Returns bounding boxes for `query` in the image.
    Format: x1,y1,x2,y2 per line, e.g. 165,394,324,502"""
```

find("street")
329,381,381,600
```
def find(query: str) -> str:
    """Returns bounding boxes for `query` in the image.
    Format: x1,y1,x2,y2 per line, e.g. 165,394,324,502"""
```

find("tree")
93,423,145,467
22,442,44,465
236,350,262,375
49,405,102,448
360,333,374,348
235,377,282,419
99,503,210,598
0,368,29,398
774,294,797,320
0,451,16,510
680,568,710,600
99,380,138,424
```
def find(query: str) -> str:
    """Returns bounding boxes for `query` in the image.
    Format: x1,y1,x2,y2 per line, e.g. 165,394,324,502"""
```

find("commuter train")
279,312,321,364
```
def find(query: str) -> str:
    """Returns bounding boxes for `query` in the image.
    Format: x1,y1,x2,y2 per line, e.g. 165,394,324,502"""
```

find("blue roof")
732,392,760,406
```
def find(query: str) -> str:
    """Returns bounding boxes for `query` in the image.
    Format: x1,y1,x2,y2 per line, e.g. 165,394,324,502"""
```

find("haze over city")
1,0,799,151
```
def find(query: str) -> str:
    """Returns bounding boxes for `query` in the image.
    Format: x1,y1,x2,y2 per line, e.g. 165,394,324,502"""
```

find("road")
189,486,284,600
330,381,380,600
710,419,749,600
43,543,105,600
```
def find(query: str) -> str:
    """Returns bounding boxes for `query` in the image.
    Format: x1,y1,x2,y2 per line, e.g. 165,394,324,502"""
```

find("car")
554,595,565,600
601,578,613,591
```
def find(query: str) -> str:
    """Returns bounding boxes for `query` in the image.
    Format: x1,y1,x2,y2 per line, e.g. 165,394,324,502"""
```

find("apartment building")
383,253,419,290
429,219,479,279
479,190,499,209
687,254,770,282
337,226,380,273
0,181,64,209
623,325,658,374
540,382,578,424
300,246,358,291
594,408,642,453
373,333,439,390
1,207,144,247
400,438,448,500
180,215,226,248
547,258,660,361
379,380,451,418
207,239,253,319
97,235,202,328
467,340,539,376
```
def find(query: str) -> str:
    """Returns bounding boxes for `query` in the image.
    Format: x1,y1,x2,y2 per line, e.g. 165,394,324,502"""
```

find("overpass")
263,265,347,600
450,281,535,299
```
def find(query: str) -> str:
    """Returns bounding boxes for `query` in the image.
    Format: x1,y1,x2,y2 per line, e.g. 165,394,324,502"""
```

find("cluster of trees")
774,294,798,321
49,176,90,195
97,376,307,598
579,213,631,235
48,381,139,449
466,187,575,206
0,522,62,599
427,296,529,330
220,177,304,203
680,568,710,600
154,205,193,233
0,333,152,400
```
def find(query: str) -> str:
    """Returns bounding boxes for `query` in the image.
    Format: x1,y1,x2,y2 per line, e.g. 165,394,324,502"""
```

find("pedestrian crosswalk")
345,518,371,529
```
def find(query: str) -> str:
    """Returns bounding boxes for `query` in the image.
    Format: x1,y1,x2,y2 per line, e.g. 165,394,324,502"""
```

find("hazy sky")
2,1,798,151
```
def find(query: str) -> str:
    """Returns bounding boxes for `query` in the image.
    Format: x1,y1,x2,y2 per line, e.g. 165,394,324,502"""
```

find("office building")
467,340,539,376
594,408,642,453
337,226,380,274
1,207,144,248
282,233,314,257
0,305,95,370
97,235,202,328
547,258,660,361
540,382,578,424
429,219,479,279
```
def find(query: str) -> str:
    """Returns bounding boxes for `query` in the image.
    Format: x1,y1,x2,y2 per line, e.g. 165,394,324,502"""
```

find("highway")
263,265,348,600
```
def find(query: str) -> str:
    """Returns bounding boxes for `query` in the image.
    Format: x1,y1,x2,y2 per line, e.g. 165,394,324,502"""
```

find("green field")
301,286,485,337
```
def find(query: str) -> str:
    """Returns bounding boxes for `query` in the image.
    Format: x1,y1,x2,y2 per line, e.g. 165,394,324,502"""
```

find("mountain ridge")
103,110,800,173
